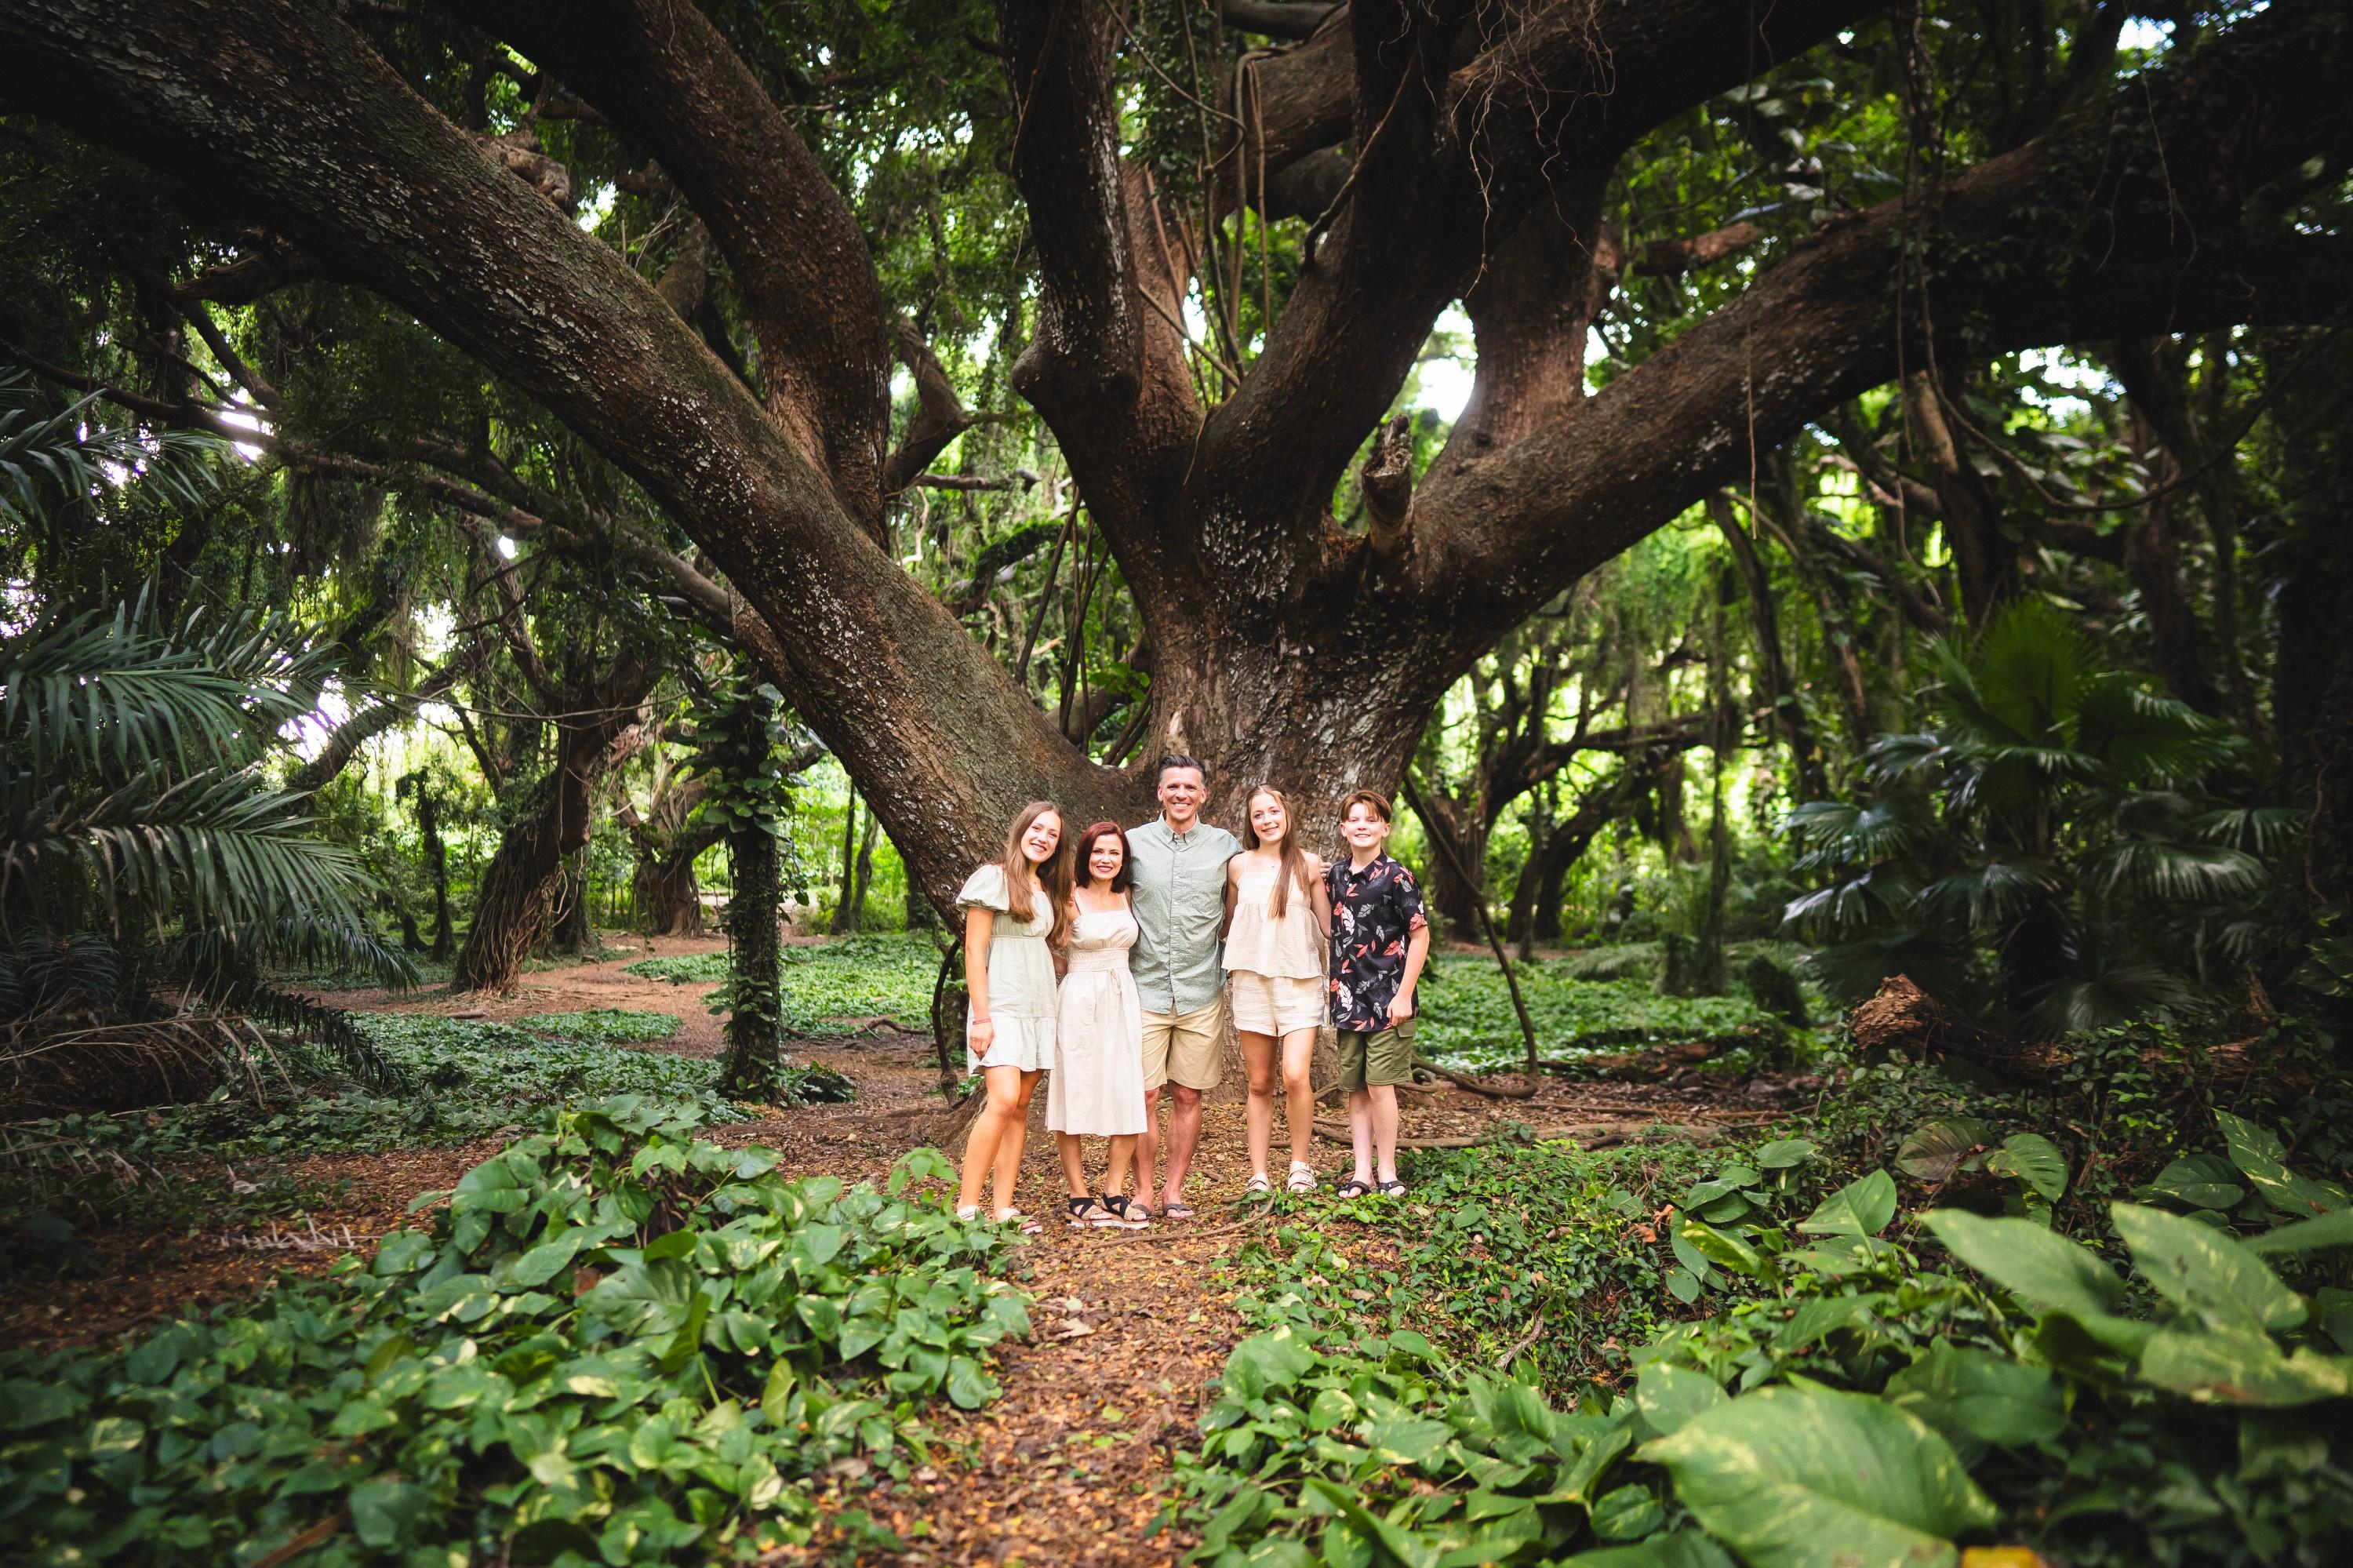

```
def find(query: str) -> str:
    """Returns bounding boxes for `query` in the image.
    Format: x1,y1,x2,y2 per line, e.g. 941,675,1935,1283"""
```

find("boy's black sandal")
1334,1177,1373,1199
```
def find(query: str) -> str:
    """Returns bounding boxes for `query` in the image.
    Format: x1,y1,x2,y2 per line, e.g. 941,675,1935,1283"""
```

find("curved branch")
469,0,895,535
1417,0,2353,626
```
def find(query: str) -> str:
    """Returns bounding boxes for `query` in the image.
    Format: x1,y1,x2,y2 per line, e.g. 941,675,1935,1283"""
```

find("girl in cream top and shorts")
1224,785,1331,1196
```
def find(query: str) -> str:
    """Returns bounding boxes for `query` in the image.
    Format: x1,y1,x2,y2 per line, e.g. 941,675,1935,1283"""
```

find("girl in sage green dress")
955,801,1071,1230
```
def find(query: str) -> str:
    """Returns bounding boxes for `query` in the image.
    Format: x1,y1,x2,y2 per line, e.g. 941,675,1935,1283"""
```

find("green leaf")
1636,1363,1727,1436
2137,1324,2351,1407
1679,1220,1765,1277
1221,1328,1318,1401
1643,1384,1995,1568
2215,1111,2349,1217
1894,1119,1995,1184
1753,1139,1816,1170
2111,1202,2305,1333
1883,1344,2065,1447
1984,1135,2068,1202
1588,1484,1666,1540
2144,1153,2245,1211
1924,1210,2123,1317
508,1229,584,1289
1362,1417,1454,1467
946,1355,998,1410
347,1476,424,1549
2247,1209,2353,1255
1561,1532,1737,1568
1800,1170,1899,1238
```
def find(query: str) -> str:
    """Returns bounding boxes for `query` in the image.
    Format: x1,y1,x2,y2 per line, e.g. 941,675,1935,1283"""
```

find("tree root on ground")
1409,1056,1540,1099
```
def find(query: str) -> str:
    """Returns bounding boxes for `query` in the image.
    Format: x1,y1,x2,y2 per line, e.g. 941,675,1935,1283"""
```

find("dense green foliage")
0,1100,1027,1565
1176,1104,2353,1568
515,1009,682,1046
625,935,936,1038
1412,956,1798,1072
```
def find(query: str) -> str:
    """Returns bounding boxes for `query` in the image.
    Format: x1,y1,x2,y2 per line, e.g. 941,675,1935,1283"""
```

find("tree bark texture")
452,655,654,991
5,0,2345,900
716,821,784,1097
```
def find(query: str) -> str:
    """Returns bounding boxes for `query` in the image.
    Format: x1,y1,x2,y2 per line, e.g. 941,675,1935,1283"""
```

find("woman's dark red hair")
1071,820,1135,892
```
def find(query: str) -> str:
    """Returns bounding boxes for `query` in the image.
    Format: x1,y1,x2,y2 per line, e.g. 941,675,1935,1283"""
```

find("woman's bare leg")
958,1065,1025,1213
1056,1132,1089,1198
991,1069,1041,1214
1280,1026,1319,1169
1106,1133,1136,1197
1240,1028,1276,1179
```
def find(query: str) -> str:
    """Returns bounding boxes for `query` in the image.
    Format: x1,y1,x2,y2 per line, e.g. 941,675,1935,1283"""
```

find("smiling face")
1247,790,1289,850
1340,801,1391,855
1085,831,1126,886
1020,809,1062,866
1157,765,1206,830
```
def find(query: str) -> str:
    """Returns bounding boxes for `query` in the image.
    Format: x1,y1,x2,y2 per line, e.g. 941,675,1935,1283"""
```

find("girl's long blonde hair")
999,801,1073,948
1242,784,1315,919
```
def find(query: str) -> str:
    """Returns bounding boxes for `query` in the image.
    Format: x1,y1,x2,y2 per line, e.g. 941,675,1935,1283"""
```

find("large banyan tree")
3,0,2344,905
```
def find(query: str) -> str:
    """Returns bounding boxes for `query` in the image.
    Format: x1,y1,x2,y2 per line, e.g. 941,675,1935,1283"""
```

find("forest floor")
3,937,1791,1566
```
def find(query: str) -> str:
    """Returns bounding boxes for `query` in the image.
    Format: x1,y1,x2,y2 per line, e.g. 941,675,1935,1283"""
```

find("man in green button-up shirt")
1129,755,1238,1218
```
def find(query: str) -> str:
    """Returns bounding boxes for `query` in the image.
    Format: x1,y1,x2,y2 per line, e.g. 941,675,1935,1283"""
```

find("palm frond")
0,372,226,526
2188,806,2302,856
2023,959,2201,1038
2083,840,2266,903
1915,857,2065,928
1558,941,1661,980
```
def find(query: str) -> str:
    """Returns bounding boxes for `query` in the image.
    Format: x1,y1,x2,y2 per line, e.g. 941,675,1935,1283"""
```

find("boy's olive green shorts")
1337,1017,1414,1093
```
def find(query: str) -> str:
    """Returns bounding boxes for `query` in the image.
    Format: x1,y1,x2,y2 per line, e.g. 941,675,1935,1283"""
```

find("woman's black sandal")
1377,1180,1409,1198
1334,1177,1373,1200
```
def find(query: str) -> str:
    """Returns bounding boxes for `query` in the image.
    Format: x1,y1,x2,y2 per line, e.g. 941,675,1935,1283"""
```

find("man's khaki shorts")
1337,1017,1415,1093
1141,1001,1224,1092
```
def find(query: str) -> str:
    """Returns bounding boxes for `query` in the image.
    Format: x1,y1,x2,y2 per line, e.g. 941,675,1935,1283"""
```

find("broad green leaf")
1800,1170,1899,1238
2215,1111,2349,1217
1562,1532,1737,1568
1645,1384,1995,1568
1636,1362,1728,1436
347,1476,424,1549
1884,1344,2065,1447
2110,1203,2305,1333
1754,1139,1816,1170
1679,1220,1765,1277
1588,1484,1666,1540
507,1230,584,1290
1924,1210,2123,1317
1780,1293,1885,1352
1222,1329,1318,1401
2137,1323,2350,1407
1895,1119,1995,1184
2144,1153,2244,1211
2246,1209,2353,1255
945,1355,998,1410
1362,1417,1454,1466
1984,1135,2068,1203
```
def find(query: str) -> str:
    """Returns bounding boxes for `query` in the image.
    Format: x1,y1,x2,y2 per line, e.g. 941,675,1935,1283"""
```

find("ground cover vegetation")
0,1099,1033,1565
0,0,2350,1562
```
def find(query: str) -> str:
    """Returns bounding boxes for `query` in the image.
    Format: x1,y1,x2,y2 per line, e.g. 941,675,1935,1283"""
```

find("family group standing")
950,755,1430,1231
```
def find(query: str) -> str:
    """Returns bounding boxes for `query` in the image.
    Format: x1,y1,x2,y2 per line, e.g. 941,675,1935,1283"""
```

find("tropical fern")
1780,598,2289,1034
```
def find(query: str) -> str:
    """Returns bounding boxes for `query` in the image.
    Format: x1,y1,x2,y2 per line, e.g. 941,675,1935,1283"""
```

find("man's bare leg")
1161,1082,1206,1208
1138,1085,1162,1200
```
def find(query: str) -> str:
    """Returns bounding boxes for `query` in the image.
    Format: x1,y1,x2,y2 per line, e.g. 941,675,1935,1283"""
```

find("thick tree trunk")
716,821,784,1096
453,657,654,991
631,828,718,937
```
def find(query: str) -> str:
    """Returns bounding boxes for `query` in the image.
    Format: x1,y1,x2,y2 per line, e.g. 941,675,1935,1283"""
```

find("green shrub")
1413,958,1790,1071
0,1099,1029,1565
624,937,936,1037
518,1007,682,1045
1175,1122,2353,1568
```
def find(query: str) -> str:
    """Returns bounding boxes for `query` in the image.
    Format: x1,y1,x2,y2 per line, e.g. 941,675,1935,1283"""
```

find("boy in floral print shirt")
1323,791,1431,1196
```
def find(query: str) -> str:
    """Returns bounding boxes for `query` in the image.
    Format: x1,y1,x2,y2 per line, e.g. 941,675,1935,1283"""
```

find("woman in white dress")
955,801,1071,1229
1051,822,1150,1229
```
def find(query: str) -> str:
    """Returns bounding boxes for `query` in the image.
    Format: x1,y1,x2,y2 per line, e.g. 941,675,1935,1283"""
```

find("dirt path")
8,942,1784,1563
